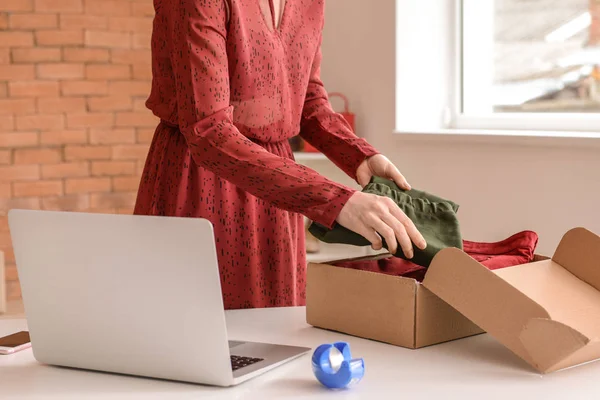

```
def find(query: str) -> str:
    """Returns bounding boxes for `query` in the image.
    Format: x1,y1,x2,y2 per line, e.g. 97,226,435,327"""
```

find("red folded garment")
463,230,539,270
331,231,539,282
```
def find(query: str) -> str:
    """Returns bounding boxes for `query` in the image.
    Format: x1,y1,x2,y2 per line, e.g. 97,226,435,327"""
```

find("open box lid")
422,227,600,373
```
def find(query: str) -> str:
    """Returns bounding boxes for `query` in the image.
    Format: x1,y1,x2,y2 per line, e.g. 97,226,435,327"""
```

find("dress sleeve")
166,0,353,228
300,33,380,181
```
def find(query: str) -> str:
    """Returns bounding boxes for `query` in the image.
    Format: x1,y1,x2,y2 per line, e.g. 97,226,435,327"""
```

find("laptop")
7,209,311,387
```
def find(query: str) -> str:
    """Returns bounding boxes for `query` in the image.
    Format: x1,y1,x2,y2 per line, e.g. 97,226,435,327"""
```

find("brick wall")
0,0,158,301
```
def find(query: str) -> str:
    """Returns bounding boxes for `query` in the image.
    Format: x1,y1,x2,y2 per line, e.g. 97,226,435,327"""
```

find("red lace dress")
134,0,379,309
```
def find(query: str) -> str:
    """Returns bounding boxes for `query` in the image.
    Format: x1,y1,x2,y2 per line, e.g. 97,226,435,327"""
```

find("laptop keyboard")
230,355,264,371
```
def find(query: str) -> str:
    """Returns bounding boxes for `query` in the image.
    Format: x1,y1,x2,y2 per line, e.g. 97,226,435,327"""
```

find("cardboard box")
424,227,600,373
306,227,600,373
306,253,484,349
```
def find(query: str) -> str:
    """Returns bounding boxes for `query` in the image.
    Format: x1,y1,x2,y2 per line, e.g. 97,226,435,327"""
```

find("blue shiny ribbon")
311,341,365,389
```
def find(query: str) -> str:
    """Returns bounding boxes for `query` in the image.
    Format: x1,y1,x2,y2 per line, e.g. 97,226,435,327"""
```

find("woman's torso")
147,0,325,143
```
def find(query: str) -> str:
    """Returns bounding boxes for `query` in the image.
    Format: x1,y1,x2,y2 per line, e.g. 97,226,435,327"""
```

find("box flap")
422,248,553,369
552,227,600,292
519,318,590,372
422,238,600,373
415,285,483,348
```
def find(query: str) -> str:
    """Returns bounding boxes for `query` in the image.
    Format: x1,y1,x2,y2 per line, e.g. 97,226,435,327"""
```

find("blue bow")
311,341,365,389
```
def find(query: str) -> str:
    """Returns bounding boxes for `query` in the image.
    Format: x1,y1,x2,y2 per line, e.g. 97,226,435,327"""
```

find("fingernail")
420,240,427,249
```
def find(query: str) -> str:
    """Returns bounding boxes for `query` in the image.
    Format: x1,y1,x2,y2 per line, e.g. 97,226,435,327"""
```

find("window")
458,0,600,133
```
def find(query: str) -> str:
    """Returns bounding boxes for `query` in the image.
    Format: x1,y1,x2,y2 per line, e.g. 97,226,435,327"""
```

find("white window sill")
394,129,600,149
293,152,327,161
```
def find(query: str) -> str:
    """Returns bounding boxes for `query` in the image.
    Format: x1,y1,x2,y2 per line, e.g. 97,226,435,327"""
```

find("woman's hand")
356,154,410,190
336,191,427,258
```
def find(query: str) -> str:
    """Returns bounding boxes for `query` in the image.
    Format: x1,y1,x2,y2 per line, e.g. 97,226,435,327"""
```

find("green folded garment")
308,176,463,267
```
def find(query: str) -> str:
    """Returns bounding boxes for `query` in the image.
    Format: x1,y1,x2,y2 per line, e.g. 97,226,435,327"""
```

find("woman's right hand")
336,191,427,258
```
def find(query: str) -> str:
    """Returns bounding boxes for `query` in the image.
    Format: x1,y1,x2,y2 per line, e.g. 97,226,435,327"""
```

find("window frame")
452,0,600,136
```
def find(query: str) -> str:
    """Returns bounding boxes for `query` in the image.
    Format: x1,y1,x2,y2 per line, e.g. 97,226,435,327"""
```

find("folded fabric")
330,257,422,279
309,176,462,268
462,230,539,270
330,230,539,282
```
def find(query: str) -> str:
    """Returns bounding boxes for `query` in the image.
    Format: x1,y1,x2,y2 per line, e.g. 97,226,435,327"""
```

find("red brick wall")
592,0,600,46
0,0,157,301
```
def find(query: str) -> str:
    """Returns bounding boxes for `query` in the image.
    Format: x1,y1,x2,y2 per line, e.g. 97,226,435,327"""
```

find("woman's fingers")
381,212,413,258
406,220,427,250
367,214,399,255
354,224,383,250
387,204,427,250
336,191,426,257
388,166,411,191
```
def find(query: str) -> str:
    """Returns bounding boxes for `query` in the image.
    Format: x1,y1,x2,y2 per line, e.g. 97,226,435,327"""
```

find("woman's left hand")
356,154,411,190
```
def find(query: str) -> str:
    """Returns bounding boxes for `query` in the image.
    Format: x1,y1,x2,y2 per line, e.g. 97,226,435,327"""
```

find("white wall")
317,0,600,255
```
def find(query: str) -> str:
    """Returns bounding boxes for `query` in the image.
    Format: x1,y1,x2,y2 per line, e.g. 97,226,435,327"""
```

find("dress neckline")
255,0,288,36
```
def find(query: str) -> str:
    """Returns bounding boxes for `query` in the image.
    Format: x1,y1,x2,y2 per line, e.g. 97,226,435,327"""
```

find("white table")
1,307,599,399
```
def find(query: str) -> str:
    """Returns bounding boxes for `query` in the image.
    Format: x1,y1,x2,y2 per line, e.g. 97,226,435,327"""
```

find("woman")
134,0,426,309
